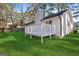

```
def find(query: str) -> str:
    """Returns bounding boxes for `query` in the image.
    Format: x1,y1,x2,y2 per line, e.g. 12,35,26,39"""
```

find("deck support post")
41,23,44,43
49,24,52,39
41,36,43,43
30,26,32,39
25,26,26,36
30,35,32,39
50,35,51,39
25,32,26,36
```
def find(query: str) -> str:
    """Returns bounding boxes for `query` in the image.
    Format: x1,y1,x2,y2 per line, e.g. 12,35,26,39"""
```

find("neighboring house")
25,9,74,43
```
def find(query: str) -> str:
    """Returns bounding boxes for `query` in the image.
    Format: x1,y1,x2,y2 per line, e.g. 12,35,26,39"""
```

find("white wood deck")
25,24,56,37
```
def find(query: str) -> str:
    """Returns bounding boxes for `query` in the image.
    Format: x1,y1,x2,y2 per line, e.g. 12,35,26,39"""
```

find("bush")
73,30,77,33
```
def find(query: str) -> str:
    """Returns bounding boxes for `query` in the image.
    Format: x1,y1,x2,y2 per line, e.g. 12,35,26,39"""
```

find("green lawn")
0,32,79,56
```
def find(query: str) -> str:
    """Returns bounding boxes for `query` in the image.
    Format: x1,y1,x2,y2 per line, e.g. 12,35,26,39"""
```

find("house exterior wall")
61,11,74,36
25,10,74,37
25,16,61,37
61,12,68,36
60,15,64,37
42,16,61,36
25,23,35,34
67,13,73,32
51,17,60,36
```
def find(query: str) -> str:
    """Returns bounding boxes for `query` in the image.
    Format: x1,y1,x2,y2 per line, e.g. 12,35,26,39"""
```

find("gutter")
58,15,62,37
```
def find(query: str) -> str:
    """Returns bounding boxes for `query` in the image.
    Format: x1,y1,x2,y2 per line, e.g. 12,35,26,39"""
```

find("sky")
70,3,79,22
14,3,32,13
14,3,79,22
14,3,79,12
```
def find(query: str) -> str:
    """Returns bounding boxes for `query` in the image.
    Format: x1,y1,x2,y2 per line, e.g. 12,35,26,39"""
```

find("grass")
0,32,79,56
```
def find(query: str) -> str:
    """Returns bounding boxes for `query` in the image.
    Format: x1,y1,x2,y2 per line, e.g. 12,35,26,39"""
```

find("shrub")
73,30,77,33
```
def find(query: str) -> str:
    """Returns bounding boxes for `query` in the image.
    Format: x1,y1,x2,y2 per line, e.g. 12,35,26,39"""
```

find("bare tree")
0,3,10,32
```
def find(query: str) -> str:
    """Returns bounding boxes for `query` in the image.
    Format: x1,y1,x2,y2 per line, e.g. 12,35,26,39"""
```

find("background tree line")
0,3,71,32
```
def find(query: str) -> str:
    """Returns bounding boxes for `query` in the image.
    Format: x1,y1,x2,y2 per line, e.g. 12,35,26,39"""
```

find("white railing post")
25,26,26,36
30,26,32,39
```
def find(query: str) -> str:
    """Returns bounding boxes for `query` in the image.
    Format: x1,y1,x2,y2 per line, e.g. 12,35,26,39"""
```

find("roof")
25,9,69,25
25,21,35,26
41,9,69,21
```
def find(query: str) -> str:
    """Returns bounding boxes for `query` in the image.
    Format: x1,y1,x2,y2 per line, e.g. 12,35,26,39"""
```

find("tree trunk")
57,4,60,12
2,28,4,32
10,15,15,32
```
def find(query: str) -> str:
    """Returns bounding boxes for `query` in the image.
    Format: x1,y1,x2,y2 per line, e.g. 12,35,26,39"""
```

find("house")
25,9,74,43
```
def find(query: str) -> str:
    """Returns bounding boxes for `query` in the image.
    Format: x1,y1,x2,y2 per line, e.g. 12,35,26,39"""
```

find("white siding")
25,23,57,36
62,11,73,36
51,17,60,36
25,10,73,37
42,16,60,36
62,13,68,36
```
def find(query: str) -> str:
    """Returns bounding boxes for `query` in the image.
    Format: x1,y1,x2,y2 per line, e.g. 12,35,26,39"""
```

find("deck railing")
25,24,56,36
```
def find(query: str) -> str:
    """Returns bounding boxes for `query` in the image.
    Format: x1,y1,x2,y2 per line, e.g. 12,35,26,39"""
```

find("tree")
15,3,39,27
56,3,70,12
0,3,10,32
39,3,47,17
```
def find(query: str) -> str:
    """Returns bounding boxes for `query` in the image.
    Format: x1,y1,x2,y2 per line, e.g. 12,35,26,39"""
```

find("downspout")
58,15,62,37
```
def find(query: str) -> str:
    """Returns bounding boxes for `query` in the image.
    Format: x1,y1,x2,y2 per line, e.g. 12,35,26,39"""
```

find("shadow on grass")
64,33,79,38
0,32,60,55
0,32,43,55
0,32,10,39
0,32,79,55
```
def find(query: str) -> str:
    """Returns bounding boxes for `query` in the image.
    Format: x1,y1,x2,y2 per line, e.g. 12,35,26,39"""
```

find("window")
46,20,52,24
